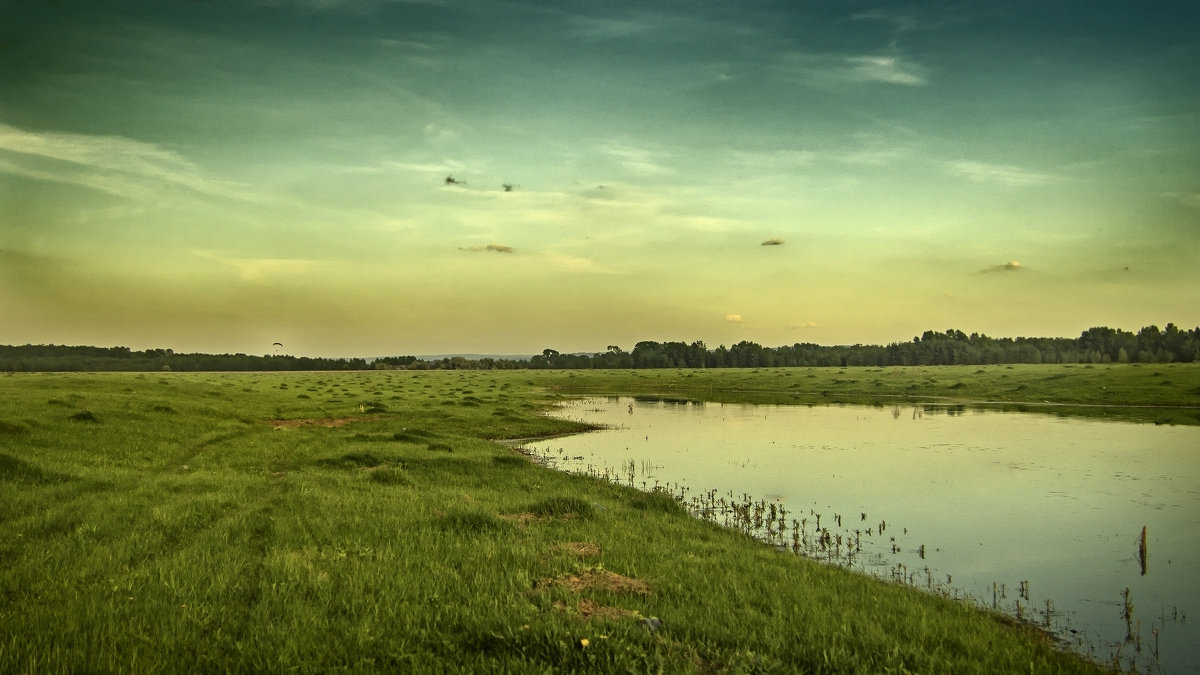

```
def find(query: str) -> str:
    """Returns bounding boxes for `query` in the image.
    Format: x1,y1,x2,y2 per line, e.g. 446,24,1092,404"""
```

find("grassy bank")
5,365,1190,672
532,362,1200,426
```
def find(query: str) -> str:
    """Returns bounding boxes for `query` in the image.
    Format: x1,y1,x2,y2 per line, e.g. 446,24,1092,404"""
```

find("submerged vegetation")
3,366,1194,671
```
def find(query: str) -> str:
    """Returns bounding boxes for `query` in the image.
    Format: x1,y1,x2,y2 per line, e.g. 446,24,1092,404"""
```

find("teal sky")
2,1,1198,357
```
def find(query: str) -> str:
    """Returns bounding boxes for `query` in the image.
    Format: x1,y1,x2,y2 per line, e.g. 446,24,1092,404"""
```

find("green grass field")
4,364,1196,672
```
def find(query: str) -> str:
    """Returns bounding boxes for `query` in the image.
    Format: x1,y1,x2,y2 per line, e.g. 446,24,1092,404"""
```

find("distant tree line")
2,324,1197,372
0,345,375,372
587,324,1199,369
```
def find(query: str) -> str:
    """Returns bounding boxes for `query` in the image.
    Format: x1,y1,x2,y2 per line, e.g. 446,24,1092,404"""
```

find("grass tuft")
392,428,433,442
0,453,72,484
439,510,510,534
318,452,386,468
491,454,529,468
629,488,688,516
367,467,411,485
0,420,29,435
526,496,597,519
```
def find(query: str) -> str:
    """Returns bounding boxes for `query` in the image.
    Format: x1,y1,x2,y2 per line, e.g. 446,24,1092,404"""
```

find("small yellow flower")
580,638,590,648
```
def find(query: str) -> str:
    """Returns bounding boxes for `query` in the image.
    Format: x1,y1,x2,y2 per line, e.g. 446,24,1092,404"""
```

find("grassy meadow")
3,364,1197,672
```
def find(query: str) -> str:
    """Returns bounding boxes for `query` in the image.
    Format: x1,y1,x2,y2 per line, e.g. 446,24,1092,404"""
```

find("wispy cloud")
946,160,1062,187
423,123,459,144
725,313,745,323
851,9,923,33
0,120,252,202
1162,191,1200,209
789,320,817,329
380,158,468,176
835,146,915,166
599,142,673,175
782,52,929,87
761,238,785,246
982,260,1023,273
730,149,816,170
844,56,928,86
193,250,329,282
568,15,657,41
540,252,629,275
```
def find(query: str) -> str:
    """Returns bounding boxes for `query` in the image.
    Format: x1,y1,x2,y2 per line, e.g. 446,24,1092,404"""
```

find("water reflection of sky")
526,398,1200,673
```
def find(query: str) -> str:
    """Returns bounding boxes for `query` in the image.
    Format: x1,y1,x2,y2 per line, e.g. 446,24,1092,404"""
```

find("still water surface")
523,397,1200,673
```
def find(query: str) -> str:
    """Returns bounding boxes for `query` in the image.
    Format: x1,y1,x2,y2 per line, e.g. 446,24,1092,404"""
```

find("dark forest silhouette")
3,325,1197,372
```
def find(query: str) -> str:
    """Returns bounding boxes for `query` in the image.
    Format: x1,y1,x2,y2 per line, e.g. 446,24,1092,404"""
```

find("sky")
2,0,1198,357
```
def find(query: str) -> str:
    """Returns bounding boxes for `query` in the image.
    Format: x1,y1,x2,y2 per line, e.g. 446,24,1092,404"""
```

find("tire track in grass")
223,473,289,661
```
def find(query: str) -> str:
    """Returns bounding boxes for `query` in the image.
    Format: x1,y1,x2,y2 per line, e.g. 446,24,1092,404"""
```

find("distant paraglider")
273,342,283,354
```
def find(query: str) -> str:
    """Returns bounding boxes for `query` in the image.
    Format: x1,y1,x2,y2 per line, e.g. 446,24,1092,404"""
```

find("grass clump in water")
629,488,688,516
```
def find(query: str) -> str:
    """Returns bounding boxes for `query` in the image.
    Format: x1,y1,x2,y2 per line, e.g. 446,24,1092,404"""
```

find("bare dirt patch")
499,512,546,525
271,416,378,429
552,541,603,558
554,597,637,621
539,567,651,595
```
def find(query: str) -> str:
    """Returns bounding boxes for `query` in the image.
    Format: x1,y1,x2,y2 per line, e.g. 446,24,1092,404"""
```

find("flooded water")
523,397,1200,673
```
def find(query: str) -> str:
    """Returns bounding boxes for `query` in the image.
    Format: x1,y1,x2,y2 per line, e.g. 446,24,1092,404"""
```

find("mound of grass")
317,452,386,469
491,454,529,468
526,495,597,520
392,428,434,443
629,488,688,516
438,510,510,534
0,453,71,484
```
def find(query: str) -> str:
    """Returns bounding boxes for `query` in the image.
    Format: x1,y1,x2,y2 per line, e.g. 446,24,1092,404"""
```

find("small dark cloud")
982,260,1022,273
460,244,514,254
761,237,785,246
